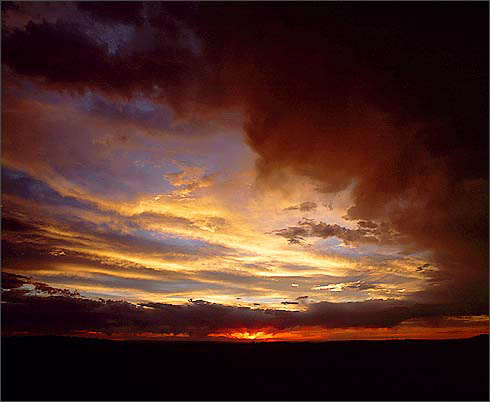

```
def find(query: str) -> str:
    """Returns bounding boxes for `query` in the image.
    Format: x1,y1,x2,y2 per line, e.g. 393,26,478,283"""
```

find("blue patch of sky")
66,93,247,198
314,237,405,259
131,229,230,254
11,84,248,200
2,168,95,211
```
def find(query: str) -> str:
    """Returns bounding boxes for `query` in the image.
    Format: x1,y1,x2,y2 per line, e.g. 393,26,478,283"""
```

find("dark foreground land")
2,335,489,401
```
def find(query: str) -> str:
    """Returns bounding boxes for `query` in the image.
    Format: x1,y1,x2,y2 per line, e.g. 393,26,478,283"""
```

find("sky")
1,2,488,341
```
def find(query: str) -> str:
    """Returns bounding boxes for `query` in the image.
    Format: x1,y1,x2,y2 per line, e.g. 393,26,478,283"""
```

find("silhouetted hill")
2,335,488,400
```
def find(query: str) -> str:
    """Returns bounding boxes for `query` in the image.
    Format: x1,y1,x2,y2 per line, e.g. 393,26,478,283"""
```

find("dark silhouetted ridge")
2,335,488,400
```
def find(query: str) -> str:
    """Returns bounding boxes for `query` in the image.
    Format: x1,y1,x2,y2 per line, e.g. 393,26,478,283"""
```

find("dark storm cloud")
174,3,487,312
2,274,486,337
77,1,145,26
2,2,488,313
1,272,29,289
1,217,38,233
2,14,200,113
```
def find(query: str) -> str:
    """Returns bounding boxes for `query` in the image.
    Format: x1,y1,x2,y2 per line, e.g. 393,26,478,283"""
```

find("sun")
209,329,277,341
230,331,275,340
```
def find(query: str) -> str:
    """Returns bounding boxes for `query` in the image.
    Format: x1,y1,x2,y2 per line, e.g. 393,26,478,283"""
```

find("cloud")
357,220,378,230
1,168,238,262
2,273,487,338
165,167,217,199
284,202,317,212
1,5,207,115
274,218,399,246
1,272,80,298
1,272,29,289
416,263,433,272
312,281,377,293
272,226,309,245
77,1,145,26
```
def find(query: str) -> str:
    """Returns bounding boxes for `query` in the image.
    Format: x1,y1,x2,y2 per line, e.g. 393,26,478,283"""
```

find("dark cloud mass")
77,1,145,26
2,272,485,337
1,2,488,335
274,218,401,246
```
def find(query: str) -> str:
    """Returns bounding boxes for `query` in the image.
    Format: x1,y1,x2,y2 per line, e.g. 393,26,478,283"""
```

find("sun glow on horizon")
209,330,278,341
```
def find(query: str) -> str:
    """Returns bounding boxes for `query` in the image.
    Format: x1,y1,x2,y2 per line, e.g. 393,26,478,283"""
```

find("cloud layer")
3,272,486,339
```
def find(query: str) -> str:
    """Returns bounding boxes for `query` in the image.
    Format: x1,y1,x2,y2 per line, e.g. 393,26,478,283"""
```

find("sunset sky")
1,2,488,341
